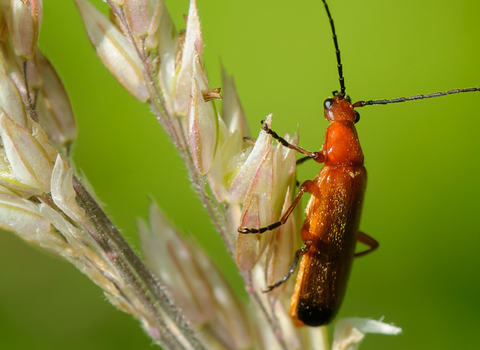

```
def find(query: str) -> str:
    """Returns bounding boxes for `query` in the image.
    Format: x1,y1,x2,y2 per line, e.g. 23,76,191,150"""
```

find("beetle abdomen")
290,165,366,327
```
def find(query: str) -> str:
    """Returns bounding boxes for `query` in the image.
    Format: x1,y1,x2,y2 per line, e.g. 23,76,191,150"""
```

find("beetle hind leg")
263,245,311,293
354,231,379,257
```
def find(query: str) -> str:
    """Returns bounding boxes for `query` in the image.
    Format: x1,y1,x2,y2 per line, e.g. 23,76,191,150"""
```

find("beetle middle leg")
237,180,313,234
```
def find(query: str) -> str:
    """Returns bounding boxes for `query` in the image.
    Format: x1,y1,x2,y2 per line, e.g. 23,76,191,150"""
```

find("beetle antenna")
353,87,480,107
322,0,345,96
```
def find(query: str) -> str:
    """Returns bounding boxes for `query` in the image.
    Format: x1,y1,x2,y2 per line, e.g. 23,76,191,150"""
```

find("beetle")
238,0,479,327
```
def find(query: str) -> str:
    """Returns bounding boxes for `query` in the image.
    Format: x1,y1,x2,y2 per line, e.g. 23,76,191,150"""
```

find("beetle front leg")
261,121,325,163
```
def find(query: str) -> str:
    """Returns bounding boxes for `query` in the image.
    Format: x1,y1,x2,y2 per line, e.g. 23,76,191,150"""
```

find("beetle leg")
261,121,325,163
296,155,312,165
354,231,379,257
238,180,313,234
263,243,311,293
242,136,256,146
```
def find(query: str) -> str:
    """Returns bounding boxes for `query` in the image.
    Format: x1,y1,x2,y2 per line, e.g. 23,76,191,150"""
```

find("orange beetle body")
238,0,478,328
290,95,366,326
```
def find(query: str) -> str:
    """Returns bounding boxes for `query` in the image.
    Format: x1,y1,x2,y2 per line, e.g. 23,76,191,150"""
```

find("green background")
0,0,479,349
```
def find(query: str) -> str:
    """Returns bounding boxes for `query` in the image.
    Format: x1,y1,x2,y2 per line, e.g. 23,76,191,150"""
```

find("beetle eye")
354,111,360,123
324,98,334,109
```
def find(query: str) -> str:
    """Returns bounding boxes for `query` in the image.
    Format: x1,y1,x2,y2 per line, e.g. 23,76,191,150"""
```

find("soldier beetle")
238,0,479,327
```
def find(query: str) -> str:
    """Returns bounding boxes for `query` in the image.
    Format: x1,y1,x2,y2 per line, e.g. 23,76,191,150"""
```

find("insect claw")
262,285,275,293
237,226,252,234
242,136,256,146
261,122,269,132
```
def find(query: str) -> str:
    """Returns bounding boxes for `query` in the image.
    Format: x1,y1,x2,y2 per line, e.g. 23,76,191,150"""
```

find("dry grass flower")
0,0,402,349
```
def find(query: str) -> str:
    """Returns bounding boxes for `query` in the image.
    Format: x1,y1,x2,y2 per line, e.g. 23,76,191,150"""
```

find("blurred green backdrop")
0,0,479,349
